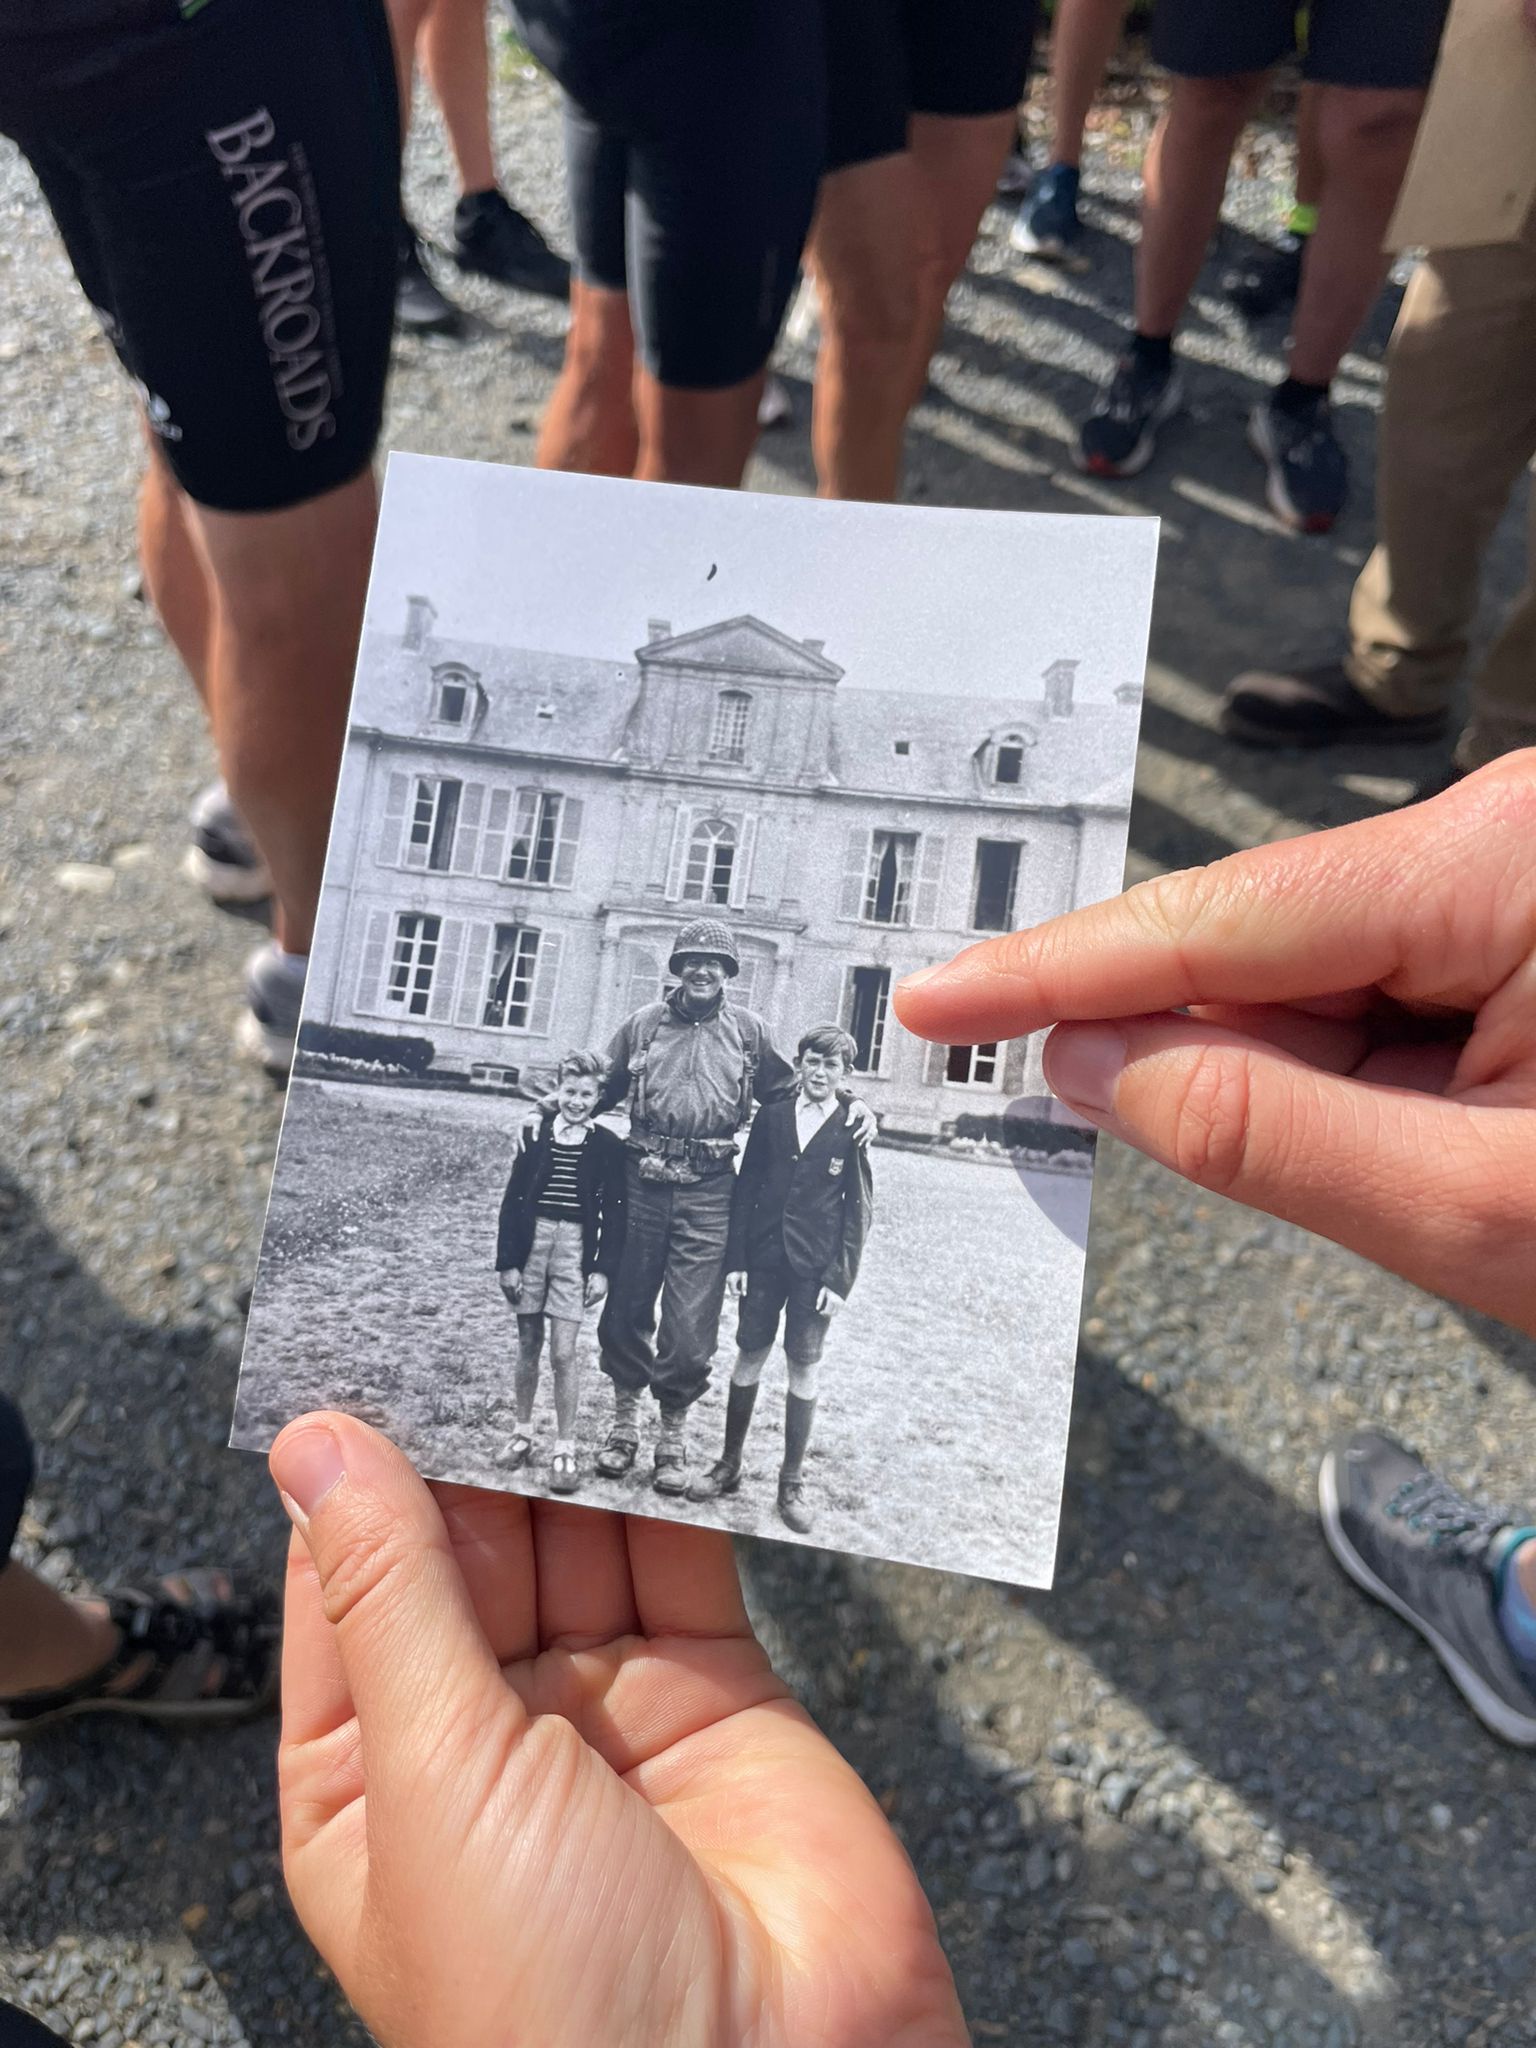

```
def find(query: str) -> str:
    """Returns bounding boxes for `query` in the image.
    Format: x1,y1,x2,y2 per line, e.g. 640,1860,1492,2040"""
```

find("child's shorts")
519,1217,586,1321
737,1261,830,1368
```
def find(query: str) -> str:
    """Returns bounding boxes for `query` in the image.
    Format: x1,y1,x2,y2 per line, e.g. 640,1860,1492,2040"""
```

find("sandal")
594,1429,639,1478
497,1432,534,1471
547,1451,581,1496
0,1570,279,1739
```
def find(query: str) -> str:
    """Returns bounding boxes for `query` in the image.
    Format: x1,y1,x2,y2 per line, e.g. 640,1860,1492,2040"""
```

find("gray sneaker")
238,940,307,1077
184,781,273,904
1319,1430,1536,1746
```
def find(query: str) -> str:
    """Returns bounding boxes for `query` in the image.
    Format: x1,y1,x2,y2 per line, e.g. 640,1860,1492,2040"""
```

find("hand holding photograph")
231,454,1157,1585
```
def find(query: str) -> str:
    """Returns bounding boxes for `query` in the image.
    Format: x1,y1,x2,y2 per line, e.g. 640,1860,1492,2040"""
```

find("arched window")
709,689,751,763
993,734,1026,785
682,817,737,905
431,665,475,725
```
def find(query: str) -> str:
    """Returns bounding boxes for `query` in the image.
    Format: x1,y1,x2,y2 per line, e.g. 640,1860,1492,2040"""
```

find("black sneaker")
451,188,570,301
1222,233,1307,319
1248,393,1347,533
1319,1431,1536,1747
397,221,464,336
1220,660,1448,750
1077,354,1184,479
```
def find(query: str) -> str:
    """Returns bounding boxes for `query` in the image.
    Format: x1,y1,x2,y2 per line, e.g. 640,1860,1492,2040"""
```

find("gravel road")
4,38,1536,2048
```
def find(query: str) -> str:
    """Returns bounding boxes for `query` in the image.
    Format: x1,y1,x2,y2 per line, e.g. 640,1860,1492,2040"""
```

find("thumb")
271,1413,517,1795
1045,1015,1536,1331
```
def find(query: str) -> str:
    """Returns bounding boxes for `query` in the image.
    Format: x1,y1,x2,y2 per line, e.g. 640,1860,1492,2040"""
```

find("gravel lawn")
233,1081,1089,1585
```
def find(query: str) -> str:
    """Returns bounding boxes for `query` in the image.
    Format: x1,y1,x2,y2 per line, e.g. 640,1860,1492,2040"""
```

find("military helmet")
668,916,740,978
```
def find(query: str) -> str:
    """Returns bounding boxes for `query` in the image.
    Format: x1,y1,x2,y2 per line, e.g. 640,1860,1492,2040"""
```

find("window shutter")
914,832,947,928
452,781,486,874
924,1039,950,1087
553,795,583,888
623,942,660,1016
355,908,391,1016
403,778,430,872
837,964,856,1032
1002,1035,1029,1097
456,920,493,1027
479,788,512,879
838,827,869,920
526,929,563,1038
665,808,693,900
381,772,409,867
507,788,540,878
427,917,465,1024
729,813,757,909
733,954,759,1014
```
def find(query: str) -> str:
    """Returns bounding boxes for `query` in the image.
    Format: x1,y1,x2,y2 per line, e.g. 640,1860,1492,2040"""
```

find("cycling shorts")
0,0,400,513
1152,0,1450,90
825,0,1040,172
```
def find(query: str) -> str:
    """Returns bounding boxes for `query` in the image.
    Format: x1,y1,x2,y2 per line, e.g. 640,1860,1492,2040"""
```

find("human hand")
725,1268,748,1300
271,1414,966,2048
817,1286,845,1317
843,1097,879,1148
583,1271,609,1309
498,1268,522,1305
895,755,1536,1335
511,1101,552,1155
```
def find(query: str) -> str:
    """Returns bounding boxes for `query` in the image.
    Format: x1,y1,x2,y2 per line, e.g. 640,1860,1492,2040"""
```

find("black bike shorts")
515,0,824,389
0,1391,34,1560
825,0,1040,173
0,0,400,513
1152,0,1450,91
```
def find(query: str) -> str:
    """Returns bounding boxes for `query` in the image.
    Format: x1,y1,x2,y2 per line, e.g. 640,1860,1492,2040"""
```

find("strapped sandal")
547,1451,581,1496
652,1439,690,1497
0,1570,279,1739
497,1432,534,1471
594,1429,639,1479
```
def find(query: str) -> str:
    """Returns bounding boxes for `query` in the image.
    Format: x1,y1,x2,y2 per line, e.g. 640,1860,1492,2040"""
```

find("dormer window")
709,689,751,763
994,739,1025,786
431,665,476,726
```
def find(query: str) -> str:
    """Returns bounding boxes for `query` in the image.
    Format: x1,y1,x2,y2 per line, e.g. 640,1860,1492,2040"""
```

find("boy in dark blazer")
689,1023,873,1534
494,1049,626,1493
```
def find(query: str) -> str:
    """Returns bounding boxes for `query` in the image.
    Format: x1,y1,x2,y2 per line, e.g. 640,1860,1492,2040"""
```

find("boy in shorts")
494,1051,626,1494
690,1025,874,1535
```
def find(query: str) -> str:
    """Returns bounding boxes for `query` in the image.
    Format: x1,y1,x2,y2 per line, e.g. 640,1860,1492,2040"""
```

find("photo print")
231,454,1157,1585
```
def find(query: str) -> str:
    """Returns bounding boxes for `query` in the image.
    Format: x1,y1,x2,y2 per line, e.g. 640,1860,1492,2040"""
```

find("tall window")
710,690,751,763
386,913,441,1017
508,792,563,885
409,777,461,873
864,831,916,925
683,817,736,904
972,841,1021,931
945,1043,1000,1085
845,967,892,1074
433,676,468,724
482,924,541,1030
994,739,1025,786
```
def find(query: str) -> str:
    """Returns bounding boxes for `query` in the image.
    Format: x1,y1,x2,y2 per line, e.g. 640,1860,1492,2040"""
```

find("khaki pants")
1347,209,1536,771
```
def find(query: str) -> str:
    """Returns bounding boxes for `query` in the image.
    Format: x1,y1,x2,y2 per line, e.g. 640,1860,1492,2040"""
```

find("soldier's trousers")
598,1163,734,1412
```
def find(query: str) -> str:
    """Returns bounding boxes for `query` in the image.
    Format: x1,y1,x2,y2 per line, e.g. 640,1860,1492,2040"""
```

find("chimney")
1114,680,1143,706
404,594,436,652
1043,658,1078,718
646,618,672,644
803,638,825,656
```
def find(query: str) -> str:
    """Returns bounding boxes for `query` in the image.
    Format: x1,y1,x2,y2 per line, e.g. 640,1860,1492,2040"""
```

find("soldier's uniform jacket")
599,989,797,1180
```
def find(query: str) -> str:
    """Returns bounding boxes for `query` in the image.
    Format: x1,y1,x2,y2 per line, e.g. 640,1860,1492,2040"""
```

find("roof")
353,629,639,763
831,689,1138,809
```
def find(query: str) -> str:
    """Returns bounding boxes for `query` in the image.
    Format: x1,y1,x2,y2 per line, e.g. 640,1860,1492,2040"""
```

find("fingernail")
897,963,943,991
271,1424,345,1524
1044,1023,1127,1119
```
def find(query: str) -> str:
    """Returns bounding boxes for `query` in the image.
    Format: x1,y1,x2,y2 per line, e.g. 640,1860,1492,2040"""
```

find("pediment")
640,615,843,682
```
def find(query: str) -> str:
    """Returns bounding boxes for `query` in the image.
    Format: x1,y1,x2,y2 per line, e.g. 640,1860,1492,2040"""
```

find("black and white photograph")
231,454,1156,1584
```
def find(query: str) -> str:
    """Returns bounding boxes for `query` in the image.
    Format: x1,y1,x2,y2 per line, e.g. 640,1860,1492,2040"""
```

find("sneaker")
777,1472,814,1536
1248,393,1348,533
397,221,464,337
995,145,1033,199
1220,660,1448,750
1077,354,1184,479
1010,162,1082,259
1222,233,1307,319
183,781,272,904
687,1458,742,1503
239,940,307,1077
1319,1431,1536,1747
450,188,570,301
757,375,793,430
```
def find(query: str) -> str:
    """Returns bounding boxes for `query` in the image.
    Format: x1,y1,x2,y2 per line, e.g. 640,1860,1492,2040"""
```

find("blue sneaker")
1248,392,1348,534
1010,163,1081,259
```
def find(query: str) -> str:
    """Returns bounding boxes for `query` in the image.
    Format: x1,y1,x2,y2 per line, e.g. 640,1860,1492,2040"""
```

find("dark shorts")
737,1261,831,1368
1152,0,1450,91
825,0,1039,173
0,1391,35,1559
518,0,823,388
0,0,400,512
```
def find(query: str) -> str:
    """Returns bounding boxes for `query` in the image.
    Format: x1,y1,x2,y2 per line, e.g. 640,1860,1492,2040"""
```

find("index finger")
892,762,1534,1045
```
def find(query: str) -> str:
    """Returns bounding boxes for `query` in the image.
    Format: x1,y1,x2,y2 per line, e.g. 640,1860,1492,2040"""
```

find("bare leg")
1135,71,1269,336
515,1313,545,1424
138,448,212,711
1287,85,1425,385
0,1563,118,1697
810,152,925,502
537,280,641,475
547,1317,581,1440
180,468,378,955
383,0,431,130
1046,0,1128,167
419,0,498,196
634,371,765,488
905,110,1019,406
1295,79,1323,211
